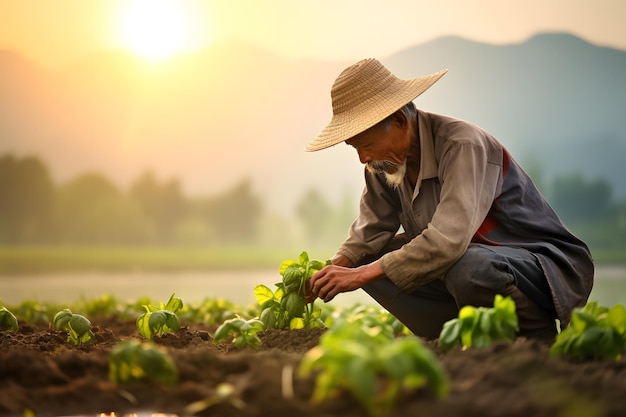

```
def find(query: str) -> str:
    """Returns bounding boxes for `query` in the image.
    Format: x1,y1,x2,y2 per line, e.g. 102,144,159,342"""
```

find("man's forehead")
346,124,382,146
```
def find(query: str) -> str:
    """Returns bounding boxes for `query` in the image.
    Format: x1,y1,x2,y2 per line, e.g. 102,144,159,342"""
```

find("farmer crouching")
305,58,594,343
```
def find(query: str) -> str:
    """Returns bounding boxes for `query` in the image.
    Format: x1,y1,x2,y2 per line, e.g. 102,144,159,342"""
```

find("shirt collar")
417,109,438,182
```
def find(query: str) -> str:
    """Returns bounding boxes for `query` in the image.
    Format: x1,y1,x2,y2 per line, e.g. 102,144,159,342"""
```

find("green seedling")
439,294,519,353
300,320,448,417
550,301,626,360
179,297,238,325
256,251,329,330
80,293,122,318
136,293,183,339
108,339,178,385
9,300,50,324
53,309,95,345
213,315,265,349
0,306,19,332
324,303,409,336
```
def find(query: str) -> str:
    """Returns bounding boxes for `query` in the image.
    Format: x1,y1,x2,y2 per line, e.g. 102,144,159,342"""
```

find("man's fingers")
310,269,328,295
309,265,342,302
317,280,337,302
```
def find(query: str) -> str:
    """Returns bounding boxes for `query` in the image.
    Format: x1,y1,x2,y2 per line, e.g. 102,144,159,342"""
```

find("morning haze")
1,33,625,213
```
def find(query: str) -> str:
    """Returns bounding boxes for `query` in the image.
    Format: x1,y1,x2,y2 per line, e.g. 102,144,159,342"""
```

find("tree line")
0,153,354,247
0,153,624,251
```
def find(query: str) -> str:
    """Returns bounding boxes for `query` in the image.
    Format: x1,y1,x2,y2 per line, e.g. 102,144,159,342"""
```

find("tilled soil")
1,317,626,417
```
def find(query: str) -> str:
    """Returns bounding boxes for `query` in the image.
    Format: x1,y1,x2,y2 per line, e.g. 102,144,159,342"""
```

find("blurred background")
1,0,625,307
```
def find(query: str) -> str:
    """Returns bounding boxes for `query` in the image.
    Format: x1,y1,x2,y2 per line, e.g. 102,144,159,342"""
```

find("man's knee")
444,245,515,306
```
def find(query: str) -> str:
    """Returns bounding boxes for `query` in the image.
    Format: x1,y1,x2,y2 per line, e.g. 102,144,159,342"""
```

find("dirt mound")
1,317,625,417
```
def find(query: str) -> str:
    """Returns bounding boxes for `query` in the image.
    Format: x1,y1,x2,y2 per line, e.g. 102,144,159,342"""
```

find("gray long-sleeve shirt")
336,110,594,326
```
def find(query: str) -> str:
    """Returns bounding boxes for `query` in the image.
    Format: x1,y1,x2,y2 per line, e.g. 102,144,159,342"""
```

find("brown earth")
1,317,626,417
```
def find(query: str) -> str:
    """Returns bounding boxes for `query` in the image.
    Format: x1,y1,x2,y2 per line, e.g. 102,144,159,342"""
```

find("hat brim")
306,68,447,152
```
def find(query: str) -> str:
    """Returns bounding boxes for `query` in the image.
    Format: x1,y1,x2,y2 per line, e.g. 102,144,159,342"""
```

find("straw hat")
306,58,447,152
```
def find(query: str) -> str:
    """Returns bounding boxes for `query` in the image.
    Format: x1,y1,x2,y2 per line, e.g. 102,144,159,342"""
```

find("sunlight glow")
119,0,201,62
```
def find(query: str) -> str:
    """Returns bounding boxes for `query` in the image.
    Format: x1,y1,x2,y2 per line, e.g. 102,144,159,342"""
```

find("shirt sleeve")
380,139,502,293
336,170,402,265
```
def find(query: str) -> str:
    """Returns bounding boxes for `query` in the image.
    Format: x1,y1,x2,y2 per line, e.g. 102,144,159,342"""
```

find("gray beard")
366,159,407,189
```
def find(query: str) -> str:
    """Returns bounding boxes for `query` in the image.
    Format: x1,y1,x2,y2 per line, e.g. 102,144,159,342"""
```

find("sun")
119,0,202,62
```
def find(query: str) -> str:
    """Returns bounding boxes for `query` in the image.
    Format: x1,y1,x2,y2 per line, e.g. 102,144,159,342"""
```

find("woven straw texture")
306,59,447,152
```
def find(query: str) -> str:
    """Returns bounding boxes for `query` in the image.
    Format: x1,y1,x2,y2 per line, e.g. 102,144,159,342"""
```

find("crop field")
2,298,626,417
1,252,626,417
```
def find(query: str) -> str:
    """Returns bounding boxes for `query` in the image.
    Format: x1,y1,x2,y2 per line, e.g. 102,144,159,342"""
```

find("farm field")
2,250,625,417
1,305,626,417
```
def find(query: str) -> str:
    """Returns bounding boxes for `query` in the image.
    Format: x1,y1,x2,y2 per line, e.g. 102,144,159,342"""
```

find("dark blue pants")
362,243,556,340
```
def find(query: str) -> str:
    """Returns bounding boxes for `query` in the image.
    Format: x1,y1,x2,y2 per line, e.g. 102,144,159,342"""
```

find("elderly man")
306,58,594,342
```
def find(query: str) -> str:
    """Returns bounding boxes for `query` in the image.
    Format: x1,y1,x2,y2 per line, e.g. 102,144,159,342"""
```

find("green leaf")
254,284,275,307
298,251,310,265
136,312,153,339
164,311,181,332
346,357,377,407
135,343,178,385
308,260,326,272
52,309,73,331
68,314,92,337
213,321,235,343
148,310,167,332
439,319,461,352
479,310,492,334
0,307,19,332
279,259,297,276
164,293,183,313
608,304,626,335
290,317,305,329
459,306,477,348
260,307,278,329
551,302,626,360
234,333,261,349
283,265,306,292
283,292,305,318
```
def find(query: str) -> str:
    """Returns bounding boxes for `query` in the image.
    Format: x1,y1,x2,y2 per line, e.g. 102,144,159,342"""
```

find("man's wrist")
331,253,354,267
357,261,386,285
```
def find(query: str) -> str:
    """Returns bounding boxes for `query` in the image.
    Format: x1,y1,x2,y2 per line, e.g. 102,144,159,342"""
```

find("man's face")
345,119,408,188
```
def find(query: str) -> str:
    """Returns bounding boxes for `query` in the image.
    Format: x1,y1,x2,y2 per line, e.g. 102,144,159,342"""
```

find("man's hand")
309,261,385,302
304,254,353,303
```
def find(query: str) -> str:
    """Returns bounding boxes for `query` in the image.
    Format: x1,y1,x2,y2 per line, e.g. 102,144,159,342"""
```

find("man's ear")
392,110,408,129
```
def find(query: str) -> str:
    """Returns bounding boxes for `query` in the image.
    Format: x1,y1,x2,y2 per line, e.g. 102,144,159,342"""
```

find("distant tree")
522,159,548,197
130,171,187,244
201,179,263,244
0,154,54,243
53,173,152,244
550,173,613,225
331,189,358,240
295,188,333,245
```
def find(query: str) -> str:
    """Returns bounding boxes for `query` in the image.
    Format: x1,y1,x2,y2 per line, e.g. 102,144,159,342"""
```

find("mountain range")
1,32,625,215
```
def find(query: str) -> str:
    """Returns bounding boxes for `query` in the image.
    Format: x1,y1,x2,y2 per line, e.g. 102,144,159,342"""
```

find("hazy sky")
3,0,626,69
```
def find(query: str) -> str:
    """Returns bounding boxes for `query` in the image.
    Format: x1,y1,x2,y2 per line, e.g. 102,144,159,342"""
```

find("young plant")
550,301,626,361
0,306,19,332
439,294,519,353
213,315,265,349
179,297,238,325
108,339,178,385
53,309,95,345
9,300,50,324
256,251,329,330
324,303,409,336
300,320,448,417
80,294,122,318
136,293,183,339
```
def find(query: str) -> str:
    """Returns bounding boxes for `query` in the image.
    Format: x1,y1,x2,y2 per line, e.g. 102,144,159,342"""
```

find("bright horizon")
1,0,625,217
2,0,625,69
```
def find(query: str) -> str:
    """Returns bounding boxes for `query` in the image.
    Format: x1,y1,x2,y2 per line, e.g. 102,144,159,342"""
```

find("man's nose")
357,149,372,164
